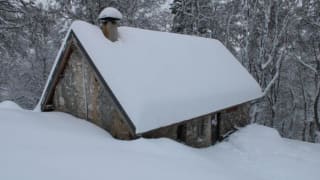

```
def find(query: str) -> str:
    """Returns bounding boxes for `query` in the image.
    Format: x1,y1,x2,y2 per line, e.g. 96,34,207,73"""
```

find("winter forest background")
0,0,319,143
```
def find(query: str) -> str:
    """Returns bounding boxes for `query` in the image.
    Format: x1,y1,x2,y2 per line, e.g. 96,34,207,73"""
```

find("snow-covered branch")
292,54,318,74
262,49,285,96
261,54,273,70
261,8,292,70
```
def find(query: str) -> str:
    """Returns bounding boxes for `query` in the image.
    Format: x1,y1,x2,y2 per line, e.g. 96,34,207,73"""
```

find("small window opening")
211,114,218,126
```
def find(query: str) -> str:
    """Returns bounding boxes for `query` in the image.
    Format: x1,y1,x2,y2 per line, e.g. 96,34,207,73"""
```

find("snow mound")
0,101,23,110
227,124,284,153
98,7,123,20
1,109,320,180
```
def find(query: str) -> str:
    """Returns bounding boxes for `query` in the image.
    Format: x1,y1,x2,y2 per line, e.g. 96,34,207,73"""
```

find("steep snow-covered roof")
41,20,263,133
98,7,123,20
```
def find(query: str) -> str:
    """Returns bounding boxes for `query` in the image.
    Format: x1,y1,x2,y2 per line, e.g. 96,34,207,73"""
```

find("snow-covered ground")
1,101,319,180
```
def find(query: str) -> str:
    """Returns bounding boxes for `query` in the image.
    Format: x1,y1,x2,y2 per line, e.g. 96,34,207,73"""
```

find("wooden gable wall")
42,33,135,140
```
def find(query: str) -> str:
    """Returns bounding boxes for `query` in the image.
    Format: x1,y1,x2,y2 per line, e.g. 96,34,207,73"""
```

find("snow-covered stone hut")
39,8,263,148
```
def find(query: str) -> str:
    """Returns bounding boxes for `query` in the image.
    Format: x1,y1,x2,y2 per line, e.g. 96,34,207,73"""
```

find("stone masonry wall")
219,103,250,137
185,115,212,147
142,114,213,148
52,47,133,139
142,104,250,148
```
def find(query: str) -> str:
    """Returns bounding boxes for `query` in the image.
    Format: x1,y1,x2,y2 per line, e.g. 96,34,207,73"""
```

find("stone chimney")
98,7,123,42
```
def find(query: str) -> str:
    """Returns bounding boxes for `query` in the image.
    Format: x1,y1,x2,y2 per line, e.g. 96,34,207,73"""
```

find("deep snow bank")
0,106,319,180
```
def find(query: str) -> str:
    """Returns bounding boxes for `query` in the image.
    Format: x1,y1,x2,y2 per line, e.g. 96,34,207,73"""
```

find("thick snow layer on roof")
47,21,263,133
98,7,123,20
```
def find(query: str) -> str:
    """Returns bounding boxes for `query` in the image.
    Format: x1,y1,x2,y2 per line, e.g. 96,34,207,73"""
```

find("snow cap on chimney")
98,7,122,42
98,7,123,21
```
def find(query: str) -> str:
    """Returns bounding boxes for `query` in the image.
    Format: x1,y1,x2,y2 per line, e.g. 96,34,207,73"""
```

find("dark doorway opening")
177,124,186,142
